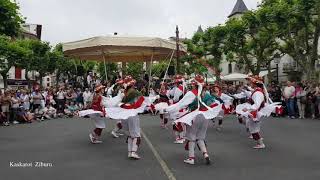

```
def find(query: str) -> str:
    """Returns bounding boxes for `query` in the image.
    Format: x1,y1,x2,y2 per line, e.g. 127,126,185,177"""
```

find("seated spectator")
43,103,57,119
34,106,45,121
64,101,79,117
25,110,35,122
16,106,32,123
76,102,83,110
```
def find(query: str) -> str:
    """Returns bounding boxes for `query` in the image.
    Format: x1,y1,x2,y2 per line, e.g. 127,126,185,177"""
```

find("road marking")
141,130,176,180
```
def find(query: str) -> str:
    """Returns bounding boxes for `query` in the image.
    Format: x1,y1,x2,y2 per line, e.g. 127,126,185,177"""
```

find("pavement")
0,115,320,180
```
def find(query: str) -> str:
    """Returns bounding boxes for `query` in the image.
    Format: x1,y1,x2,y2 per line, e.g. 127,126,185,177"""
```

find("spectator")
75,88,84,107
46,90,56,107
32,89,43,113
64,101,79,117
87,72,93,89
65,89,76,104
306,84,317,119
43,103,57,119
20,90,30,111
11,92,21,124
0,91,11,126
56,87,66,114
83,88,92,108
295,83,307,119
16,106,32,123
283,81,296,118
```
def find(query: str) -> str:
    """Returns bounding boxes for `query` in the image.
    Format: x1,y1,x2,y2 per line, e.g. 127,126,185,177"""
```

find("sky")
16,0,261,45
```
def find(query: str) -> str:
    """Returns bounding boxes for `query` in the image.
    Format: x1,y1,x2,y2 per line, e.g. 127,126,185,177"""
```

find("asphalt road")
1,115,320,180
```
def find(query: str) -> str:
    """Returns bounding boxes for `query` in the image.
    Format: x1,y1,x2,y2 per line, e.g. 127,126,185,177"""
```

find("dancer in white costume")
166,75,222,165
211,85,234,131
104,76,147,160
236,75,280,149
110,79,126,138
168,74,188,144
155,82,170,128
78,84,106,144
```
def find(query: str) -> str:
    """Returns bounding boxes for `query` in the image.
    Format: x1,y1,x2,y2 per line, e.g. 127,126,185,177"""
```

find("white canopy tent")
259,69,276,77
221,73,248,81
62,36,187,80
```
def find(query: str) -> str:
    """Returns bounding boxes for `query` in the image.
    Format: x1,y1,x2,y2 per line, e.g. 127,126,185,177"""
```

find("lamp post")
274,53,281,83
175,25,180,74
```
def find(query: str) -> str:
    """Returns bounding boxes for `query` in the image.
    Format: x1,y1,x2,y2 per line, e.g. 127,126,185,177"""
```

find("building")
0,23,55,89
218,0,302,83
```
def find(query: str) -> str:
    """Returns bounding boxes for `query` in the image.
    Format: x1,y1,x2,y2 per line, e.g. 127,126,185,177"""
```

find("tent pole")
103,54,108,81
162,50,175,83
101,46,108,81
148,51,154,93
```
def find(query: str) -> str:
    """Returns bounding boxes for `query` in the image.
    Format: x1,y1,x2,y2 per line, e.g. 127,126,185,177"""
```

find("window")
47,78,50,81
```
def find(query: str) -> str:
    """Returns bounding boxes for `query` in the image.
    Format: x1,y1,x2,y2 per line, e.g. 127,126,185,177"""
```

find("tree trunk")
55,71,61,86
1,73,8,89
39,73,44,88
267,62,272,84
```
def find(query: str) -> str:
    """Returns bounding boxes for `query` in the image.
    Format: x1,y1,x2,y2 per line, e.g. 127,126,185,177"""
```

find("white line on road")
141,130,176,180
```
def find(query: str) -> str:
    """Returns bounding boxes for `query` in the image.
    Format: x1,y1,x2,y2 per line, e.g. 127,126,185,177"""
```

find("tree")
151,61,168,78
126,62,144,79
97,62,118,82
52,44,79,85
185,25,227,77
0,0,25,37
223,9,280,75
0,36,29,88
260,0,320,80
20,39,55,87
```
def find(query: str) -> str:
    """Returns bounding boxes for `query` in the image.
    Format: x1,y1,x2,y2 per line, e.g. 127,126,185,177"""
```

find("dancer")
110,79,126,138
211,84,234,131
156,82,170,128
166,75,222,165
168,74,187,144
236,75,280,149
105,76,148,160
78,84,106,144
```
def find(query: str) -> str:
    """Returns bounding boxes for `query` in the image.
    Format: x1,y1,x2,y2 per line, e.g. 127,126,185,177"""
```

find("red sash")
120,96,145,109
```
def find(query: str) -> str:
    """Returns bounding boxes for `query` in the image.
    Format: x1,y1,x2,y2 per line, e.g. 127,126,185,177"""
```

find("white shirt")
57,91,65,100
283,86,295,99
87,75,92,84
83,91,92,102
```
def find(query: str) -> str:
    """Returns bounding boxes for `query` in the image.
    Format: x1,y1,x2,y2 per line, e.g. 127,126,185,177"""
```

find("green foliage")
97,62,118,81
126,62,143,79
0,35,29,87
259,0,320,80
0,0,25,37
151,61,168,78
179,55,208,75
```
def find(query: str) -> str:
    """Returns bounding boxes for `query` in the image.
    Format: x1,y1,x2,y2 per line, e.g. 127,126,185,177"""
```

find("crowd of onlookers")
270,80,320,119
1,78,319,127
220,80,320,119
0,85,90,126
